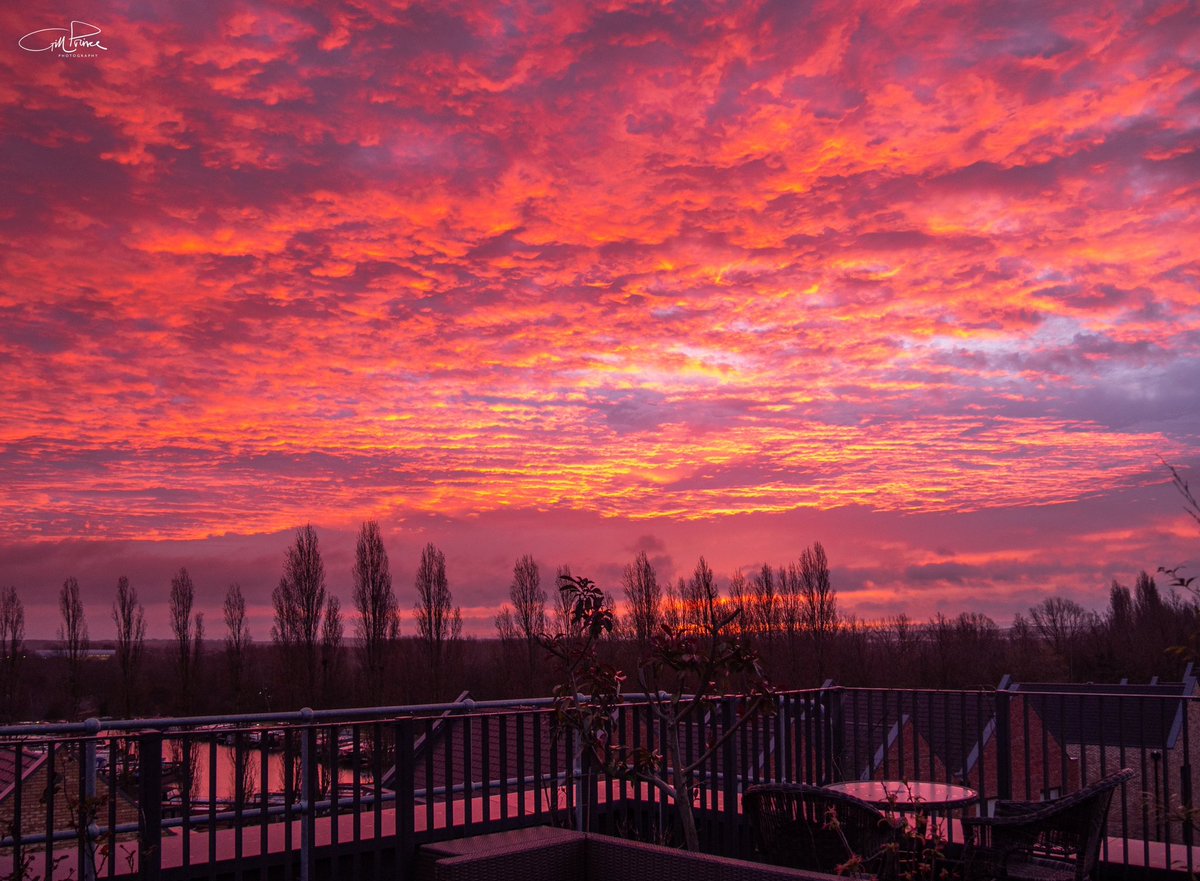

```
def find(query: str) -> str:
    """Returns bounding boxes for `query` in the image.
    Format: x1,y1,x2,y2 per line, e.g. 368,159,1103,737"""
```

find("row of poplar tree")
0,525,838,722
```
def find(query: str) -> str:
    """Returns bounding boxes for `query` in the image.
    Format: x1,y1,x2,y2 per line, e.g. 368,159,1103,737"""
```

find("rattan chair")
961,768,1134,881
744,783,899,876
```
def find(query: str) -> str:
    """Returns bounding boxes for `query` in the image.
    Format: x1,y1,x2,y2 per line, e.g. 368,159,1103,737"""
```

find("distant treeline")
1,521,1196,723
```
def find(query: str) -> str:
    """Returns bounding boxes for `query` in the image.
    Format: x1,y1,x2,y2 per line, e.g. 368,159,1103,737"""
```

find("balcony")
1,683,1195,881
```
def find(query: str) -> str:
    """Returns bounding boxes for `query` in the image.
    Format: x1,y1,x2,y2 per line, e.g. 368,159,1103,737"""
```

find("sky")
2,1,1199,642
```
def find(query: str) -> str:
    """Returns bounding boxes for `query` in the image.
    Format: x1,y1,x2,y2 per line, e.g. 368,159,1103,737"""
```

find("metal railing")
1,686,1194,880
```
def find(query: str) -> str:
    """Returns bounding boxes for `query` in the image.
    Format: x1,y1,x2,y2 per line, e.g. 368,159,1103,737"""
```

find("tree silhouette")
799,542,838,682
682,557,718,631
58,576,88,717
0,586,23,722
273,524,328,704
320,595,344,707
509,554,546,674
353,520,398,703
621,551,661,646
169,567,204,713
223,582,251,710
413,542,461,699
112,576,145,716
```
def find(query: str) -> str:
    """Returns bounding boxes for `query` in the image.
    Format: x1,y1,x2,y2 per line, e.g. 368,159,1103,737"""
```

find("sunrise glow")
2,1,1198,634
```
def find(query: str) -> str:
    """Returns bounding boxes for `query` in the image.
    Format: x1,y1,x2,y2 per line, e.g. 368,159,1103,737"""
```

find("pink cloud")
1,1,1197,634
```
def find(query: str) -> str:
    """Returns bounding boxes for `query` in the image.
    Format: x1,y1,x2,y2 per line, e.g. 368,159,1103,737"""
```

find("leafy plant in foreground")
540,573,776,851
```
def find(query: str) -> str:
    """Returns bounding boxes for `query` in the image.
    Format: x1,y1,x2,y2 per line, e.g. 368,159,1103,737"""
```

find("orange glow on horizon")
0,2,1197,632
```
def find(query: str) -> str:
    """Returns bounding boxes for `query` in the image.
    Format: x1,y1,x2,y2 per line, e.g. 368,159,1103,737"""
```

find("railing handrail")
0,689,821,738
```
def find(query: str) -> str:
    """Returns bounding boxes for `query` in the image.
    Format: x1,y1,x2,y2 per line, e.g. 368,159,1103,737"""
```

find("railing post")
82,719,99,881
819,684,838,785
995,688,1013,802
136,730,162,881
394,717,416,881
721,697,738,857
299,711,317,881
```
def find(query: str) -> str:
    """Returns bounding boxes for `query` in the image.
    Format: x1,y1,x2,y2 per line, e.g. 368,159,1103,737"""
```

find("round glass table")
823,780,978,811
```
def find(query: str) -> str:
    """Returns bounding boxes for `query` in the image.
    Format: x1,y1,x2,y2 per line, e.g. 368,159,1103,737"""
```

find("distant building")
1009,667,1198,841
0,742,139,841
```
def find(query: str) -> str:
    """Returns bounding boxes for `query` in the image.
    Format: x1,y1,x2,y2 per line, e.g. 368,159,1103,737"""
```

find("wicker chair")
961,768,1134,881
744,783,900,876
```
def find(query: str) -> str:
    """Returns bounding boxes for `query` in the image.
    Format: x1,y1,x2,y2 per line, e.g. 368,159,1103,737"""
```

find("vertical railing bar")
235,732,247,878
370,722,383,878
178,733,191,872
1139,707,1151,870
995,687,1012,802
749,705,760,784
533,711,543,822
423,717,434,832
818,690,826,783
260,729,270,866
720,697,738,856
1182,695,1193,876
444,717,455,829
481,714,491,826
328,725,340,852
780,695,791,783
1116,699,1128,867
1163,699,1174,857
739,698,750,792
351,724,362,869
1060,692,1070,801
500,713,510,822
395,717,415,881
1039,692,1049,804
1021,693,1031,801
209,733,218,867
45,741,56,881
283,729,294,881
106,738,118,879
11,742,23,881
926,690,935,784
463,715,473,830
301,724,317,881
136,730,162,881
77,735,87,881
958,691,968,787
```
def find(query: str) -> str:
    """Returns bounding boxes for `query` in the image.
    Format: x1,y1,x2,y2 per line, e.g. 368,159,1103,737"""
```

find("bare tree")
621,551,661,645
509,554,546,672
224,582,251,710
1028,596,1097,678
726,570,750,640
273,524,328,703
682,557,718,631
320,595,344,707
1,586,24,722
494,605,519,642
112,576,145,716
353,520,399,702
413,542,461,698
169,568,204,712
750,563,779,638
59,576,89,716
662,576,685,631
778,562,803,666
799,542,838,682
551,565,578,636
